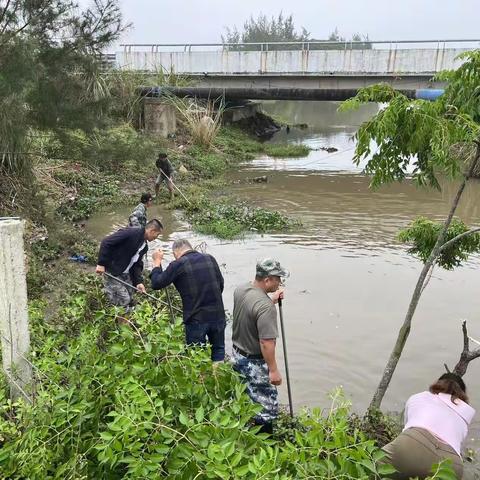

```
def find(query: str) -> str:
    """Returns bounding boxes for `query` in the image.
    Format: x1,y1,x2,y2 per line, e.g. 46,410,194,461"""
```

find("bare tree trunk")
369,141,480,411
449,321,480,377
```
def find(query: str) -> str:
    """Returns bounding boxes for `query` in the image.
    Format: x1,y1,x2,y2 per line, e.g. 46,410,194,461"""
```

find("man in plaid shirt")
150,239,226,361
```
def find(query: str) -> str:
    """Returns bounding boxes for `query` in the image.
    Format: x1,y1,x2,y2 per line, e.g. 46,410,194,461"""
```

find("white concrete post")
0,218,32,401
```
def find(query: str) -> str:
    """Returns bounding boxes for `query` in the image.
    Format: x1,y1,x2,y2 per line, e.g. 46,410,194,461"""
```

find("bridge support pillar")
143,98,176,137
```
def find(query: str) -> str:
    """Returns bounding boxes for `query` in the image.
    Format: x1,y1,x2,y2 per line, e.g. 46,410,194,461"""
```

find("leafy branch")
399,217,480,270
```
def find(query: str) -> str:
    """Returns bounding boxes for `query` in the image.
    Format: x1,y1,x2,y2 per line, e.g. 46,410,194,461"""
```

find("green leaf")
178,411,189,426
110,344,124,354
99,431,113,441
235,464,251,476
377,463,397,475
195,405,204,423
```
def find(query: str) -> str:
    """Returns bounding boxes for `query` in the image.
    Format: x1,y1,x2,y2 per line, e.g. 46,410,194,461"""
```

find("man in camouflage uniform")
232,258,288,434
128,193,153,228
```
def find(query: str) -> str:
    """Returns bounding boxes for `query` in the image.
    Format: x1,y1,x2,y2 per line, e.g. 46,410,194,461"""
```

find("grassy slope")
15,123,310,298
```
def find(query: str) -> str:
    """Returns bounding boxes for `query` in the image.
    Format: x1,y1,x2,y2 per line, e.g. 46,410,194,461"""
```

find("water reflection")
262,100,380,140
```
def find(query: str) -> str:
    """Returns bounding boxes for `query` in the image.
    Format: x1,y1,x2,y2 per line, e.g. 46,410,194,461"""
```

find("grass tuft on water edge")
214,126,310,160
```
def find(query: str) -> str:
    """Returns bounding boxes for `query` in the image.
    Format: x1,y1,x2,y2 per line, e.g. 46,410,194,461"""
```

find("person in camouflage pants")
103,272,135,309
232,349,279,425
232,258,289,434
96,220,164,313
128,193,153,228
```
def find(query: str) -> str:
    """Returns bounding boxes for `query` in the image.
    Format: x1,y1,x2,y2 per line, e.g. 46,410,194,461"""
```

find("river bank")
0,275,405,479
1,110,410,476
14,121,308,301
3,98,480,477
85,100,480,477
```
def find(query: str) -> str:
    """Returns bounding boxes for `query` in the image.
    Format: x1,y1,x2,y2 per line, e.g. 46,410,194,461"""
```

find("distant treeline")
222,15,372,50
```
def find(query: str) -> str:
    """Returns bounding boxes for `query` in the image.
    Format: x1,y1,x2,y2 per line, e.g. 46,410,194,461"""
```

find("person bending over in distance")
128,192,153,228
150,239,226,362
381,373,475,479
231,258,288,435
155,152,174,201
96,219,163,311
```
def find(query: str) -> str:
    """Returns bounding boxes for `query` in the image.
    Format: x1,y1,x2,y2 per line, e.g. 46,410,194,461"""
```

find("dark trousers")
185,320,226,361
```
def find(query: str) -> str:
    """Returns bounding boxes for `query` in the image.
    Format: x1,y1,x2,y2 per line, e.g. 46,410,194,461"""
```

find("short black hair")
146,219,163,231
140,192,153,204
157,152,168,159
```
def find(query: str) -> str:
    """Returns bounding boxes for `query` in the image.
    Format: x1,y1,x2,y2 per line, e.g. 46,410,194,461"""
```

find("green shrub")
196,218,246,239
172,195,298,239
0,279,392,479
59,124,163,172
26,254,50,299
348,408,402,448
26,239,63,298
215,127,310,160
264,143,310,158
182,146,229,178
56,174,120,221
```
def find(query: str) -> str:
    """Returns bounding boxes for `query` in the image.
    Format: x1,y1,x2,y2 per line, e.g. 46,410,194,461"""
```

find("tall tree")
311,28,371,49
0,0,126,175
222,12,310,50
340,51,480,410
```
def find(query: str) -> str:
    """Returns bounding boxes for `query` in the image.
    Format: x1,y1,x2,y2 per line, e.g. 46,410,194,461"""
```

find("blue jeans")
185,320,226,361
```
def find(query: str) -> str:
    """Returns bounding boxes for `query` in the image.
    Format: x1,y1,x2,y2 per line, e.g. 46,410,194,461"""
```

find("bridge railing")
119,39,480,53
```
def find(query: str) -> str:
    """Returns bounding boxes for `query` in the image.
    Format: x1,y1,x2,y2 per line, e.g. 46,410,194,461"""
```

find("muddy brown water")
86,101,480,452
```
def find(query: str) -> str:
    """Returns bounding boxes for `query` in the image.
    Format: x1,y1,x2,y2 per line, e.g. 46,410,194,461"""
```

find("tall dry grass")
169,97,225,148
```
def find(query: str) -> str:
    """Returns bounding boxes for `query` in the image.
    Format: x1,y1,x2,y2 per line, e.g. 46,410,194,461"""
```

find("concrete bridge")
116,40,480,90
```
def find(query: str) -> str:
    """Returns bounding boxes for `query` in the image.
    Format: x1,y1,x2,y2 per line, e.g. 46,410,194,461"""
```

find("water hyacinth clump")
187,200,299,239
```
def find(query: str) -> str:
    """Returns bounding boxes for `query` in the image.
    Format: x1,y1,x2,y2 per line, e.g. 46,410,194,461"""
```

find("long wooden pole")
278,298,294,417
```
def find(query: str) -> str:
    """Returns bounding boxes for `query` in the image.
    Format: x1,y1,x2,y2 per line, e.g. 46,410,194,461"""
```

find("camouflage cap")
256,258,289,278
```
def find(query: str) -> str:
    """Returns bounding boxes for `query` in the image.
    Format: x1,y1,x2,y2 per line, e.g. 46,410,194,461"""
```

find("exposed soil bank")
234,111,281,138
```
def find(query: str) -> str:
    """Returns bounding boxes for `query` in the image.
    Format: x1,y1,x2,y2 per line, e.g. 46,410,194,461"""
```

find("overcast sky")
101,0,480,49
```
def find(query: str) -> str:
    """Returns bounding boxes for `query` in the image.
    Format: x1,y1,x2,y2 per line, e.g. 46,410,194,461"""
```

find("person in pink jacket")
382,373,475,479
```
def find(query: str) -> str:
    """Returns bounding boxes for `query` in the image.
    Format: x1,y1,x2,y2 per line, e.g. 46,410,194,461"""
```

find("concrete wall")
143,99,176,137
117,48,469,75
0,218,32,400
222,102,261,124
